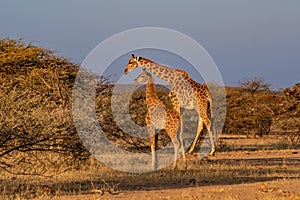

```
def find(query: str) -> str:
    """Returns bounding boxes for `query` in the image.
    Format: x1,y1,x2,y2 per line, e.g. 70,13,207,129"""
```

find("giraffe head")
134,69,152,83
124,54,143,74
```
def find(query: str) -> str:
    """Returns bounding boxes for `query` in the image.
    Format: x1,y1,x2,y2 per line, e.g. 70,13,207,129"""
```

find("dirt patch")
50,150,300,200
55,179,300,200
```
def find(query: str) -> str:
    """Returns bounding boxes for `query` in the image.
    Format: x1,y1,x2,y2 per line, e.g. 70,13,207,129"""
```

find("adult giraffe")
124,54,215,156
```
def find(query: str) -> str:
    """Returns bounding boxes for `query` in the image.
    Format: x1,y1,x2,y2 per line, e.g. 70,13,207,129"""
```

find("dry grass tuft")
1,136,299,199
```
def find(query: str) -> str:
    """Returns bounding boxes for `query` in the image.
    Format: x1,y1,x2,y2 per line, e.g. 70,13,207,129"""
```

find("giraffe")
124,54,216,156
134,69,186,170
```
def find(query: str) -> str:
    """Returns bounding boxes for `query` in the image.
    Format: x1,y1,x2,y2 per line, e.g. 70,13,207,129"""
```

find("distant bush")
277,83,300,148
224,77,300,147
224,77,282,138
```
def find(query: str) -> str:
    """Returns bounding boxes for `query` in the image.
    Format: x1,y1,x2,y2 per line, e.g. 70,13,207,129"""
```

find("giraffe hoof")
183,163,187,171
152,164,158,171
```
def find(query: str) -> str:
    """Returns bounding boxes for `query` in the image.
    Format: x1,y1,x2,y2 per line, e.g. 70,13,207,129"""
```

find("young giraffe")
134,69,186,170
125,54,216,155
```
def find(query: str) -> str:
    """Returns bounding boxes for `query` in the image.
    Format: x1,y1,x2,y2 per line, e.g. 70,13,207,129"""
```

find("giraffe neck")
141,61,176,85
146,77,164,108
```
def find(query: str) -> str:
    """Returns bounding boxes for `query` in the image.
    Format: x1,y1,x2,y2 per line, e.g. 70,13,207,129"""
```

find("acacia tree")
275,83,300,147
0,38,91,175
238,77,271,94
225,77,276,138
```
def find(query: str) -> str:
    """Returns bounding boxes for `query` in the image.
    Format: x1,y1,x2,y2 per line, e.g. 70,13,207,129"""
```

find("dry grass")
0,135,299,199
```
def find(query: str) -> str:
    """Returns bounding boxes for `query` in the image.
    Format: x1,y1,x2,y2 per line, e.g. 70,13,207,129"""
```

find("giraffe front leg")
169,91,187,169
169,90,184,144
172,138,179,170
148,125,157,170
169,91,181,114
180,138,187,170
146,113,158,170
169,92,182,146
150,135,157,170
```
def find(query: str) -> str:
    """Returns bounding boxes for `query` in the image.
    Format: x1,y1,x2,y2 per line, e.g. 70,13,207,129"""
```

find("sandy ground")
59,180,300,200
52,150,300,200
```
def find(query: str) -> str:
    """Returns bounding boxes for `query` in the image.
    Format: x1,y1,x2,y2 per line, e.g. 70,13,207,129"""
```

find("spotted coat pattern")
125,54,215,156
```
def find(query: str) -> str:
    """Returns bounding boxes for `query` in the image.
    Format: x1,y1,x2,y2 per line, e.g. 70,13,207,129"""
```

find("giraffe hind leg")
188,117,203,154
201,115,215,156
169,92,186,169
188,112,215,156
206,120,215,156
172,136,180,170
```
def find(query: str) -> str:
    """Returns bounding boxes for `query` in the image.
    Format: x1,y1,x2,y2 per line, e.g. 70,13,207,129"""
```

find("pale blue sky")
1,0,299,89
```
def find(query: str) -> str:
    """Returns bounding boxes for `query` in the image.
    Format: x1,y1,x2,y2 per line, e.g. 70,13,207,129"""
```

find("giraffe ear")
131,54,135,57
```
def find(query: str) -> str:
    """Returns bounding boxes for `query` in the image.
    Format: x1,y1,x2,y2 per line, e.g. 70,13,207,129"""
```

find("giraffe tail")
208,97,216,143
208,97,214,130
